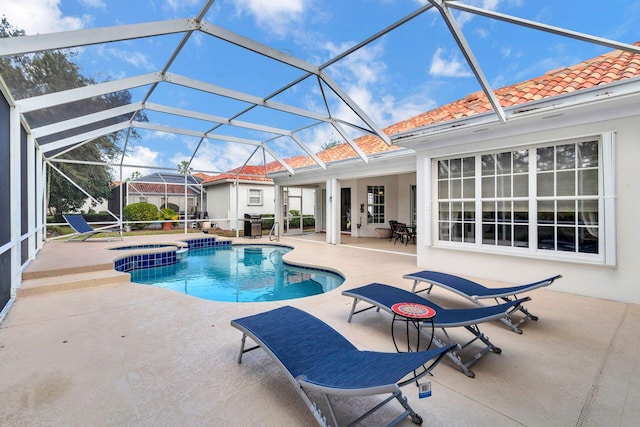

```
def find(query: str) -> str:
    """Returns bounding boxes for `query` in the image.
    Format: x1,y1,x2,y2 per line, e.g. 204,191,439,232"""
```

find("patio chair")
403,270,562,333
231,305,454,427
388,220,400,242
394,223,416,245
63,214,123,242
343,283,530,378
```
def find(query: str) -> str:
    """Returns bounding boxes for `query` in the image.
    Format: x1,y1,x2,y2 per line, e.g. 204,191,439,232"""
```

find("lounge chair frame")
403,271,562,333
343,283,530,378
232,305,454,427
63,214,123,242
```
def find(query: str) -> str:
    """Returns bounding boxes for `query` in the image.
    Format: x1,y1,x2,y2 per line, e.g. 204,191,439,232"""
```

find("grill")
244,213,262,238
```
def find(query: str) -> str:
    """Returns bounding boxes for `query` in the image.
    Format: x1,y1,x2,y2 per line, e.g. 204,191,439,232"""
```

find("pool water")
129,245,344,302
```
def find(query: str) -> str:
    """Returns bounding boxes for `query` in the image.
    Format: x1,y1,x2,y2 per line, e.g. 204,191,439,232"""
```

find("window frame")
430,133,616,266
247,188,263,206
367,185,385,224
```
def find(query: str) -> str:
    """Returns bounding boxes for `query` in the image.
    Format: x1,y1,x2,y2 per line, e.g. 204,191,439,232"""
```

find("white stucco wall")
205,184,231,229
412,104,640,304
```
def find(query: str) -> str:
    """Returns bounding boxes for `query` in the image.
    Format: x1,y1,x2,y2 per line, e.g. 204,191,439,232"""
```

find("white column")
325,179,333,244
234,179,239,238
326,178,341,245
274,184,283,237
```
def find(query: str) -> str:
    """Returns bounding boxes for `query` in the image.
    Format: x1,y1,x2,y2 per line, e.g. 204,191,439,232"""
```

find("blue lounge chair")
403,270,562,333
231,305,454,427
342,283,530,378
63,214,123,242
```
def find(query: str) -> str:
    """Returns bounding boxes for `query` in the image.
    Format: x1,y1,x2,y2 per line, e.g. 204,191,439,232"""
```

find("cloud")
79,0,106,9
186,140,257,173
2,0,92,34
114,145,161,180
429,48,473,77
164,0,202,12
101,47,156,71
412,0,505,28
456,0,503,26
475,27,490,39
232,0,308,38
291,39,439,153
385,93,438,125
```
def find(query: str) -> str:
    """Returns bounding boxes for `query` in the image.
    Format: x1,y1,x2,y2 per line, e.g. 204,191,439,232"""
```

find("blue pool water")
129,245,344,302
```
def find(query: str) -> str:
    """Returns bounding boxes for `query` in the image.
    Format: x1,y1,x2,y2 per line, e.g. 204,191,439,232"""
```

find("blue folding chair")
343,283,530,378
63,214,123,242
404,270,562,333
232,305,454,426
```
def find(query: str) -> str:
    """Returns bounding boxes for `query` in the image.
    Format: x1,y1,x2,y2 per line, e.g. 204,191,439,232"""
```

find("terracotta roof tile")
192,172,212,181
203,165,274,184
251,43,640,176
128,183,200,195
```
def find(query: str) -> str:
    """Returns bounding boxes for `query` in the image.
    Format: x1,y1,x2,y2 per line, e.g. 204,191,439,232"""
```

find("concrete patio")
0,233,638,426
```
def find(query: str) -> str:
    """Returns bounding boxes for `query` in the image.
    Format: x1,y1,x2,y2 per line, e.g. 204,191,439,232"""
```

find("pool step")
19,269,131,297
22,263,115,281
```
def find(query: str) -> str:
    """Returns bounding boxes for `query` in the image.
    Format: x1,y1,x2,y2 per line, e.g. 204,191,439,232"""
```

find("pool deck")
1,233,639,426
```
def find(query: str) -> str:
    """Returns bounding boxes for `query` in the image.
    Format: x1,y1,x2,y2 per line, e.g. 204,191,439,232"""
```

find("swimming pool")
128,245,345,302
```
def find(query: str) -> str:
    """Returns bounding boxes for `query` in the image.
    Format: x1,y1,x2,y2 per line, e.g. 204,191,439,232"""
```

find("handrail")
269,221,279,241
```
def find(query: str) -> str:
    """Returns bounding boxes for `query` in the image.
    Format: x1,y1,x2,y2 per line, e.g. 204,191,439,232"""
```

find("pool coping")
113,236,232,273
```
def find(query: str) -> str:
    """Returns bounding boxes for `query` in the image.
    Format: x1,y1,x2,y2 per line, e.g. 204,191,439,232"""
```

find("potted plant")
158,208,179,230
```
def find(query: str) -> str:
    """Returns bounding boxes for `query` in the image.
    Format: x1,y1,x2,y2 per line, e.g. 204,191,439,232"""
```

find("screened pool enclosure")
2,0,639,318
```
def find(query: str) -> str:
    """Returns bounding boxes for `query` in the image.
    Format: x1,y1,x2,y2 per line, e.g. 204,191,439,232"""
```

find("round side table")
391,302,436,353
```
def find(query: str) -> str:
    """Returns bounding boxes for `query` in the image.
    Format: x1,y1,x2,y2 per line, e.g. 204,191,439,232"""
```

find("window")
536,141,599,254
481,150,529,248
367,185,385,224
248,189,263,206
434,138,606,262
139,196,148,203
437,157,476,243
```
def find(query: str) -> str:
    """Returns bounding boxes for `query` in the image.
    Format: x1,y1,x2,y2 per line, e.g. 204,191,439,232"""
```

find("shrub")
158,208,179,221
287,214,315,228
123,202,158,229
258,214,315,230
260,215,274,231
83,211,114,222
160,202,180,212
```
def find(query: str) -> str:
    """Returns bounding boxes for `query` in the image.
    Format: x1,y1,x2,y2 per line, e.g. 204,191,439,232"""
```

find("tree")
128,171,142,181
0,17,147,214
177,160,193,174
320,138,341,152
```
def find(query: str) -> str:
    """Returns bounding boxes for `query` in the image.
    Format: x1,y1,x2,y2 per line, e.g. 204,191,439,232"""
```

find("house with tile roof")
201,165,315,232
270,43,640,304
109,172,206,221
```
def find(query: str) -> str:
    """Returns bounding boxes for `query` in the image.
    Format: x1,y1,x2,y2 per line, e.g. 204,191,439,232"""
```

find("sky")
2,0,640,179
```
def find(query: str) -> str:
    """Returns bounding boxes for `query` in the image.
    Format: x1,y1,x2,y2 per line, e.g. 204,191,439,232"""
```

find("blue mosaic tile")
114,249,179,273
114,237,231,273
185,237,230,249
